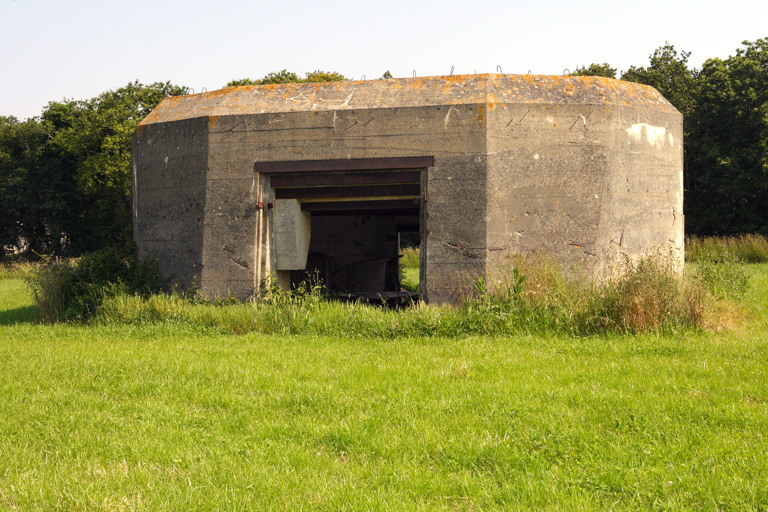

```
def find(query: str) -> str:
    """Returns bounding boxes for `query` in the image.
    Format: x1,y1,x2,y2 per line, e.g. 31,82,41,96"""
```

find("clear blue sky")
1,0,765,120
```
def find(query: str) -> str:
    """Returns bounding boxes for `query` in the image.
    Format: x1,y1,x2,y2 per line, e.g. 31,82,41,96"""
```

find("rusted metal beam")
301,199,420,213
254,156,434,174
275,183,420,201
269,170,421,188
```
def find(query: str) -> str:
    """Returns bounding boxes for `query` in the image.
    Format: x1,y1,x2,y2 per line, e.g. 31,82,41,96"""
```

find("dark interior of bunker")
257,157,432,305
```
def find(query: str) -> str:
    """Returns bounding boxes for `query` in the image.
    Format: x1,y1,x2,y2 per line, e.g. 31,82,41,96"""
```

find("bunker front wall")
133,74,683,302
204,104,487,302
131,117,209,290
484,85,683,280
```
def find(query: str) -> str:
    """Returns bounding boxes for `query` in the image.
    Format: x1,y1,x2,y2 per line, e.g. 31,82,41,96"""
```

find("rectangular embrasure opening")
257,157,432,305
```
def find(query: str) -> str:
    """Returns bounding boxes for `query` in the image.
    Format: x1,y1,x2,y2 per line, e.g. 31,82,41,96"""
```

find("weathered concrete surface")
131,117,208,289
133,74,683,302
484,75,683,279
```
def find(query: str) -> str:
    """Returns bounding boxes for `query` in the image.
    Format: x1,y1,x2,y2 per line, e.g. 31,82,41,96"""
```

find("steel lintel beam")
269,170,420,188
301,199,420,213
255,156,434,174
275,184,420,201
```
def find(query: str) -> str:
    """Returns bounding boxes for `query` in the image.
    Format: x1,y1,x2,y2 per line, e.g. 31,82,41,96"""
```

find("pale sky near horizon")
1,0,765,120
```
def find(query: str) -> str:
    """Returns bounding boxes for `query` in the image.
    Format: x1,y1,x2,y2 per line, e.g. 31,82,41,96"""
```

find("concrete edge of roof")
138,74,678,127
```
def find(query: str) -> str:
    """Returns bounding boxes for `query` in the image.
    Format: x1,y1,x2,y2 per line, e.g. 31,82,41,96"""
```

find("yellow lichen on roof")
138,74,678,127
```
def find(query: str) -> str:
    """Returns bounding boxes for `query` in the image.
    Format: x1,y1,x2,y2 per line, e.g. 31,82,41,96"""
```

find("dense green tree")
226,78,259,87
0,81,187,256
258,69,302,85
686,38,768,235
226,69,346,88
621,44,700,118
0,116,47,254
304,70,346,83
0,115,82,256
42,81,188,253
571,63,617,78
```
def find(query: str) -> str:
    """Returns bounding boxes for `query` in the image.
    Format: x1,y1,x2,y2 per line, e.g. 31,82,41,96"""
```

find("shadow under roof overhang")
255,157,433,216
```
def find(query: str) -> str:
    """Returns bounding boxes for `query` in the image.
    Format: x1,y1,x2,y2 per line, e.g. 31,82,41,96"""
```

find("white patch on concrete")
339,91,355,109
545,116,555,124
287,93,310,104
625,123,673,148
533,154,540,160
444,106,459,129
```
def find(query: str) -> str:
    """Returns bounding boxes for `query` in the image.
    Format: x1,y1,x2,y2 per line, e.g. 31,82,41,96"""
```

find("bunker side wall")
485,102,614,279
131,117,208,290
599,107,684,272
203,104,487,303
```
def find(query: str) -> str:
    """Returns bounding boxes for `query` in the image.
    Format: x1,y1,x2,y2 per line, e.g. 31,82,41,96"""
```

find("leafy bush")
27,247,162,322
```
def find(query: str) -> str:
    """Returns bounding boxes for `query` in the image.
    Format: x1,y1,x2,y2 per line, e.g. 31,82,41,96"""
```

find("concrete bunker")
131,74,684,303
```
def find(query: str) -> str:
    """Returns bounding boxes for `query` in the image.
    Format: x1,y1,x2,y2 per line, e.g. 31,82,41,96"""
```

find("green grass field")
1,266,768,510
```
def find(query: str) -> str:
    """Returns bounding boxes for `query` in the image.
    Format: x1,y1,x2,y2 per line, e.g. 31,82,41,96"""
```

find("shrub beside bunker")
27,247,162,322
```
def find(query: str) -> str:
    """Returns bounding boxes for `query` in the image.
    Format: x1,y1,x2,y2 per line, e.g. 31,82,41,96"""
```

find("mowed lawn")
1,268,767,510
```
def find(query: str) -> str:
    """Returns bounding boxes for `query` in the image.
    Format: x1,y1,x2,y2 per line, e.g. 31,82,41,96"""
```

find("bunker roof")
139,74,678,126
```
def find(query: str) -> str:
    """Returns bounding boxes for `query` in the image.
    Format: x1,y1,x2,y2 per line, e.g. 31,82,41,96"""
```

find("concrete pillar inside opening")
273,198,311,291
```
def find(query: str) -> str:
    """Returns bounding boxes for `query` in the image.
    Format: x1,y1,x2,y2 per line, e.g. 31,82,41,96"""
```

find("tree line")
1,40,766,258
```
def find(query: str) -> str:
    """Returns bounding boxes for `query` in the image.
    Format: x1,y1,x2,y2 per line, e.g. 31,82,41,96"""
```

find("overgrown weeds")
400,246,419,269
467,254,707,335
90,252,748,337
26,242,750,336
687,233,768,263
399,246,420,292
0,260,40,280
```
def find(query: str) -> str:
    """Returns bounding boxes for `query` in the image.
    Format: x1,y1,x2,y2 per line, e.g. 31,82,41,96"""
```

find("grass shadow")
0,305,38,325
